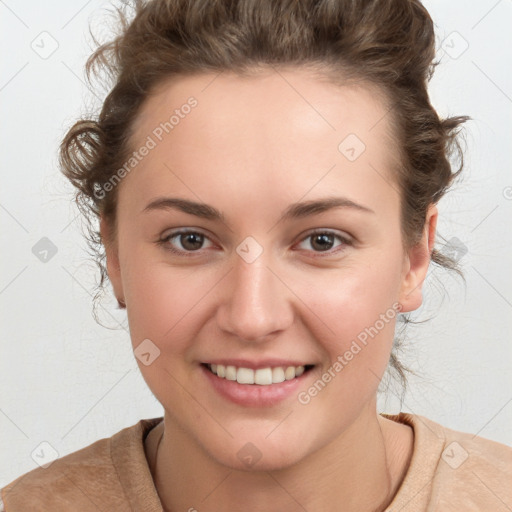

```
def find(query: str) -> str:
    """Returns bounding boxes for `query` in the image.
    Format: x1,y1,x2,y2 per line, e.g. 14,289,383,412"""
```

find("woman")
2,0,511,510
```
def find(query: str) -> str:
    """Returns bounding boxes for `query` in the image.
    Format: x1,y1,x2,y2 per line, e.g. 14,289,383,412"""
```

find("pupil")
182,233,203,250
313,234,333,251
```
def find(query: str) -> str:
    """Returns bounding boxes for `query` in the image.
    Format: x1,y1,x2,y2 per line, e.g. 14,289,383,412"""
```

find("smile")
204,363,314,385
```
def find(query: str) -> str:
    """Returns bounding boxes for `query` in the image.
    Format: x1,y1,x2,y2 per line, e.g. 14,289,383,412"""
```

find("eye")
295,230,351,255
159,229,215,256
158,228,352,257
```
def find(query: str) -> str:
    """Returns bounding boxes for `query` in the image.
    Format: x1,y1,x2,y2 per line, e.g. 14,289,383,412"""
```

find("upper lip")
202,359,314,369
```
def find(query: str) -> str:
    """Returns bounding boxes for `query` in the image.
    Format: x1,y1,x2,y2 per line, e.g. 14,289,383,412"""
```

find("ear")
100,216,125,309
398,203,438,312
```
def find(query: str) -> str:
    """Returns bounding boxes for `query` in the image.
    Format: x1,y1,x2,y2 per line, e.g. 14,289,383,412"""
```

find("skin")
101,67,437,511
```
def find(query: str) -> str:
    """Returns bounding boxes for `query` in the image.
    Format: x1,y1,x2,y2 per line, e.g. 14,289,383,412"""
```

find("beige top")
1,412,511,511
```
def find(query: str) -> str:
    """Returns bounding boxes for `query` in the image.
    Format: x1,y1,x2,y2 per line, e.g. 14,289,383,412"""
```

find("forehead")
124,67,400,217
132,66,395,148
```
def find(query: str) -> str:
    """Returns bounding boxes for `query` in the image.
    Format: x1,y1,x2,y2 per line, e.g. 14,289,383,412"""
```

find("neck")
148,401,409,512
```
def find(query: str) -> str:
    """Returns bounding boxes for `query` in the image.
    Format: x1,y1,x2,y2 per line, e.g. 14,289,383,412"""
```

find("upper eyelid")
161,227,215,243
298,228,352,241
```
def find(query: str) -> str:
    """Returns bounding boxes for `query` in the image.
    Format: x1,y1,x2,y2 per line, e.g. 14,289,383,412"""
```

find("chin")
220,450,304,473
202,433,310,473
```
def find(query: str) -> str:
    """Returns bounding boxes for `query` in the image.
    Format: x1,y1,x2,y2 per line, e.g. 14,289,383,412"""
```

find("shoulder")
429,418,512,510
396,413,512,511
0,417,162,511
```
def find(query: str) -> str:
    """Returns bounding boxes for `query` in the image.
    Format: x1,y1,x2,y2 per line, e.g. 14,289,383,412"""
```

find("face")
103,67,435,471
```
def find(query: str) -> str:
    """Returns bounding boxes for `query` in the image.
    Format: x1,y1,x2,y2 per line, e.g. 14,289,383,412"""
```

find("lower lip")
201,364,312,407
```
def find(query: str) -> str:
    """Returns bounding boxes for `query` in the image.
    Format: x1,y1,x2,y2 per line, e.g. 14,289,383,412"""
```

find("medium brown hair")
60,0,469,399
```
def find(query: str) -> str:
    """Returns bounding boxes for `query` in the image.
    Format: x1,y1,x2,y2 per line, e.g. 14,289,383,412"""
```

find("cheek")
124,267,200,347
119,238,205,354
298,255,403,353
292,262,402,419
122,258,209,409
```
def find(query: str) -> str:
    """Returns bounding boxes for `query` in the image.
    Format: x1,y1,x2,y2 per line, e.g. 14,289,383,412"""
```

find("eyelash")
158,229,352,258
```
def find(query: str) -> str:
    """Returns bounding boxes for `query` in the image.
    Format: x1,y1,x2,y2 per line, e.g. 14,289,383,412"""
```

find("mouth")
202,362,315,385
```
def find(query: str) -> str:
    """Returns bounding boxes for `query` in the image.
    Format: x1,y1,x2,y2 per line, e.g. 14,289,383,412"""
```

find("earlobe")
398,204,438,313
99,216,126,308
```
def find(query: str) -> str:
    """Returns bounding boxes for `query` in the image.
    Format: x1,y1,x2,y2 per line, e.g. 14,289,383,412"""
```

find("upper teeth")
209,364,306,385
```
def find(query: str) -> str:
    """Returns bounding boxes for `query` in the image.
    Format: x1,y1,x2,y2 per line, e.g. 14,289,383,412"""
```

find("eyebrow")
142,196,375,223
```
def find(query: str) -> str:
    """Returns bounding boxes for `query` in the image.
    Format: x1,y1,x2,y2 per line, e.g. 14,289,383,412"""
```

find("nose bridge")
216,249,293,342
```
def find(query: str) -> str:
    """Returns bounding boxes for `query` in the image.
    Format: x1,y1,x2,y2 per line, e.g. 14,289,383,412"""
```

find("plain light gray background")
1,0,511,487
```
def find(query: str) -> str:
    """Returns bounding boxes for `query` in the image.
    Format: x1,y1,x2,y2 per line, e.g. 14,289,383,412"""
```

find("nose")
215,252,294,342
